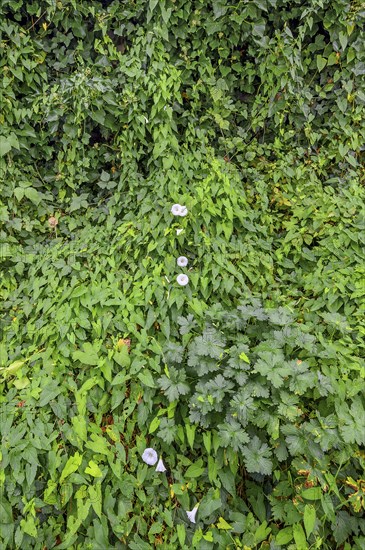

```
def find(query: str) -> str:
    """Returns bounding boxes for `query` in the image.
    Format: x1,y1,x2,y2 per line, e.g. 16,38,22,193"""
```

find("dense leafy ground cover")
1,0,365,548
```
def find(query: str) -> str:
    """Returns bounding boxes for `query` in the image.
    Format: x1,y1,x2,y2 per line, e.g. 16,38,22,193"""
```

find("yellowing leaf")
85,460,103,478
149,416,160,433
59,452,83,484
216,516,232,530
0,360,25,374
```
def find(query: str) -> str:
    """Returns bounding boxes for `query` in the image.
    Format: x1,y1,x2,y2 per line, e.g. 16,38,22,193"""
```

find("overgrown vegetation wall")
0,1,364,549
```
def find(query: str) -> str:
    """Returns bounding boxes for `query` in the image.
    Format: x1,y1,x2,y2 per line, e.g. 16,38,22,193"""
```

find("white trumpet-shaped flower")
171,204,188,216
142,448,158,466
155,458,167,472
186,504,199,524
171,204,182,216
177,256,188,267
176,274,189,286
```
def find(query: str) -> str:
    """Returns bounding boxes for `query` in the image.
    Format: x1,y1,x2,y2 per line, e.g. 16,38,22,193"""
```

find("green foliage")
1,0,365,548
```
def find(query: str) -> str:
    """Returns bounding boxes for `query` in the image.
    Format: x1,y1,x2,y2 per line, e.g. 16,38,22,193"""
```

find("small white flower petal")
179,205,188,217
176,228,183,235
142,448,158,466
171,204,182,216
176,274,189,286
177,256,188,267
155,458,167,472
186,505,199,524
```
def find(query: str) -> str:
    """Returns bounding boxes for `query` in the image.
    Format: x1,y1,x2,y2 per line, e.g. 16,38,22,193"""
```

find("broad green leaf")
185,459,205,478
199,490,222,519
85,434,112,456
203,431,211,454
138,369,156,388
185,422,196,450
20,517,37,538
0,360,25,375
254,521,271,544
24,187,40,205
316,55,327,72
303,504,316,538
149,417,160,433
59,452,83,484
208,455,218,484
293,523,308,550
73,343,99,365
301,487,322,500
89,484,102,519
276,526,293,545
85,460,103,478
216,517,232,530
0,139,12,157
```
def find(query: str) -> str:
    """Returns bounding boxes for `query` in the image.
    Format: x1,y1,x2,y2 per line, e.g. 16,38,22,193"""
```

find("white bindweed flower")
142,448,158,466
176,228,183,235
171,204,188,216
177,274,189,286
177,256,188,267
171,204,182,216
186,504,199,524
155,458,167,472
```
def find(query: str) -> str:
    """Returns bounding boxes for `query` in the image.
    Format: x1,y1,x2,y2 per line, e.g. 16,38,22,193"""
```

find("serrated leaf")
243,436,273,475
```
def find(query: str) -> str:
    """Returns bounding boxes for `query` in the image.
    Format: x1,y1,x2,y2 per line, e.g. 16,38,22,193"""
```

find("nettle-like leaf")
316,372,334,396
163,342,185,363
189,356,221,376
337,397,365,445
277,391,303,421
217,419,249,452
304,416,339,452
237,299,268,321
253,351,292,389
177,314,197,335
287,360,316,394
226,344,251,370
157,366,190,402
282,425,308,456
195,375,234,406
266,307,294,326
245,381,271,398
157,417,177,445
229,391,256,425
243,436,273,475
188,326,226,360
